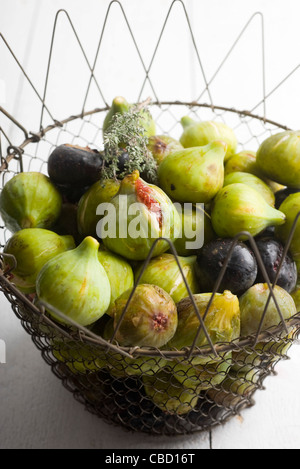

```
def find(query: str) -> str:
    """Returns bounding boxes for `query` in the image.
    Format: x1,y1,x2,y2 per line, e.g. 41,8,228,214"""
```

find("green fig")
77,179,121,238
239,283,296,337
52,340,106,374
256,131,300,188
147,135,183,166
36,236,111,326
102,318,167,377
168,291,240,353
0,172,62,233
3,228,75,293
170,352,232,391
206,367,260,408
211,183,286,239
98,248,134,309
173,204,215,256
180,117,237,162
100,170,181,261
224,150,260,176
223,172,275,207
110,284,178,348
275,193,300,262
158,141,227,203
135,253,199,304
142,369,199,415
102,96,156,138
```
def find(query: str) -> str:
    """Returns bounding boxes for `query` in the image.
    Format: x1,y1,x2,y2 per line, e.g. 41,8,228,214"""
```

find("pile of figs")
1,95,300,416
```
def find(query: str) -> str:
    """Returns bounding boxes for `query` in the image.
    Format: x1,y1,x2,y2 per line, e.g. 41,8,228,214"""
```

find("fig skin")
223,171,275,207
224,150,259,177
147,135,183,166
98,248,134,309
77,178,121,238
142,369,199,415
48,144,103,187
179,117,237,162
211,183,286,239
256,130,300,188
135,253,199,304
52,340,106,374
36,236,111,326
195,238,258,296
0,172,62,233
103,96,156,138
168,291,240,353
173,204,215,256
239,283,296,337
255,237,297,293
275,193,300,264
170,352,232,391
110,284,178,349
158,141,227,204
3,228,75,294
100,170,181,261
275,188,300,210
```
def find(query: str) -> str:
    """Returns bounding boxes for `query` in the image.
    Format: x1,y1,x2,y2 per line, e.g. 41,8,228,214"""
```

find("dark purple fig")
275,188,300,210
48,144,103,187
255,237,297,293
195,238,258,295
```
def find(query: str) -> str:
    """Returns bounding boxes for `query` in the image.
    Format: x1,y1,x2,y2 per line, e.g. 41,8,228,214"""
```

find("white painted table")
1,0,300,450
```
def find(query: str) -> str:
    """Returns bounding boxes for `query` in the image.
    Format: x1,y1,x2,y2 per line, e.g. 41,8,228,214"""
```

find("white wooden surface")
1,0,300,449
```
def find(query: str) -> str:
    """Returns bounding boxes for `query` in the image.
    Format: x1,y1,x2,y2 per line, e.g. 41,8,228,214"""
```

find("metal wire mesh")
1,0,300,436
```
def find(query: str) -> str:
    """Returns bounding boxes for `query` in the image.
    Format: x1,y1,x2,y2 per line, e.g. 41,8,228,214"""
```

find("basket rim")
0,100,292,173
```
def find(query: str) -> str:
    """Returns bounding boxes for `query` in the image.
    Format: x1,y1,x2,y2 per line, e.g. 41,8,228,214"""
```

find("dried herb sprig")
102,101,158,183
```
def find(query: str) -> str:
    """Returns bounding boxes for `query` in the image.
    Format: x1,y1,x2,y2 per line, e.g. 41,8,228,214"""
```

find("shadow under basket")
1,102,300,436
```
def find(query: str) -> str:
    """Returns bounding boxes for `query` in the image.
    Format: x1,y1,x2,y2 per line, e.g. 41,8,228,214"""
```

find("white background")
1,0,300,449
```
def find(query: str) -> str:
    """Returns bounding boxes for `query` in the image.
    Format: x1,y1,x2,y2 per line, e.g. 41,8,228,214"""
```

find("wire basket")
1,1,300,436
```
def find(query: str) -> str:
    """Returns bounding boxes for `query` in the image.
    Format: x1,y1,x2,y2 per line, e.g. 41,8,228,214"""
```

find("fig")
0,172,62,233
170,352,232,391
275,193,300,263
195,238,258,295
3,228,75,293
256,131,300,188
110,284,178,348
48,144,103,188
291,285,300,311
255,237,297,293
100,170,181,261
51,203,81,244
147,135,183,166
239,283,297,337
142,370,199,415
207,367,260,408
36,236,111,326
158,141,227,204
77,178,121,238
173,204,215,256
211,183,286,239
224,150,260,177
52,340,106,374
168,291,240,352
102,318,167,377
179,117,237,162
223,172,275,207
98,248,134,308
102,96,156,138
135,253,199,304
